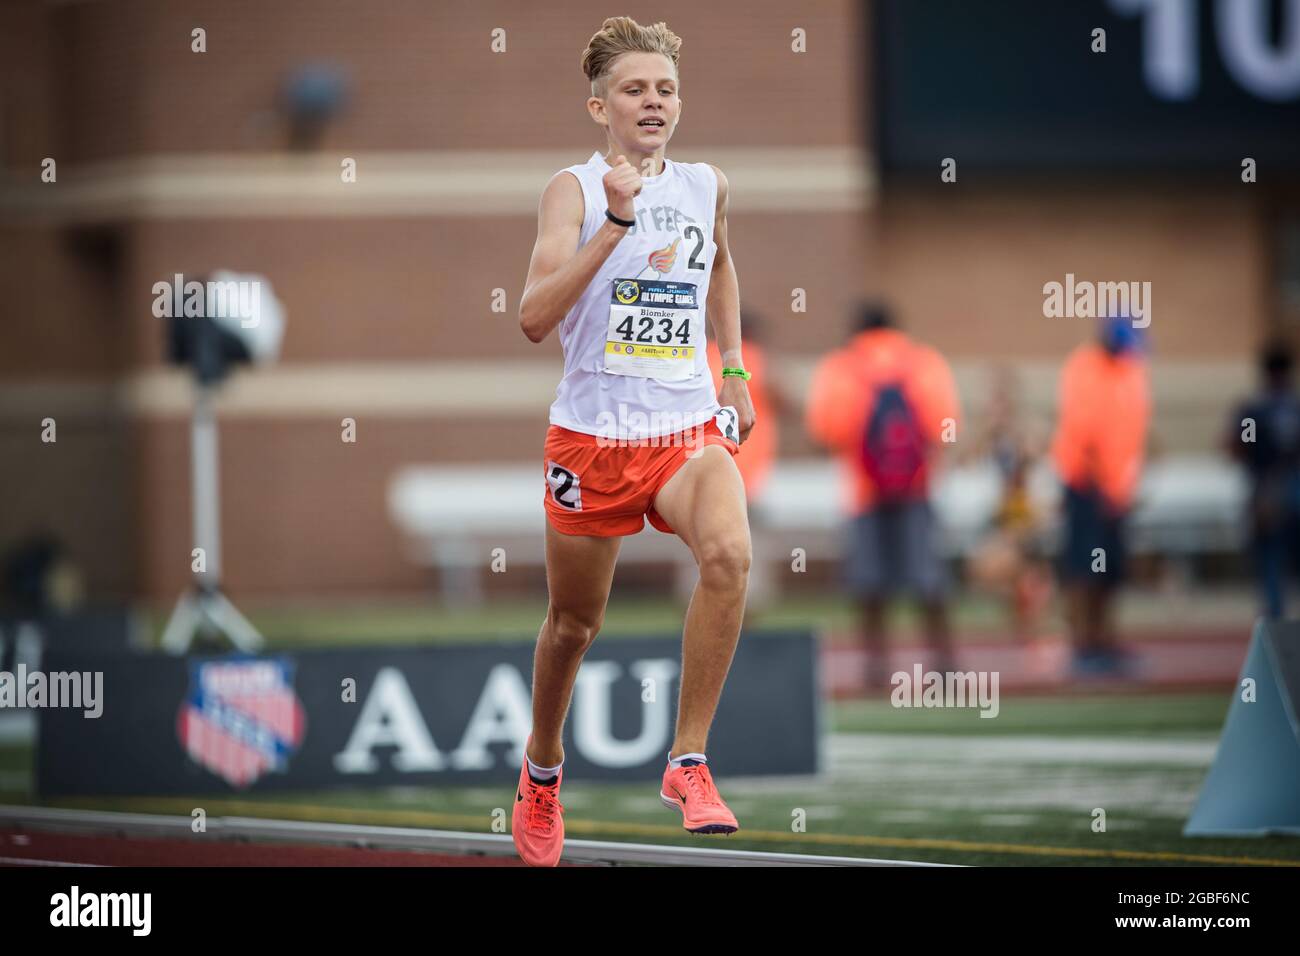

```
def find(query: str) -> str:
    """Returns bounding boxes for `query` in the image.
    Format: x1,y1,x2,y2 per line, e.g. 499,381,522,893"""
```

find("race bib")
603,279,698,382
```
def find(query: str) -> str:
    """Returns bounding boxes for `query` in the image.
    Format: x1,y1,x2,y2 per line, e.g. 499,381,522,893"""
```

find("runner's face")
597,52,680,154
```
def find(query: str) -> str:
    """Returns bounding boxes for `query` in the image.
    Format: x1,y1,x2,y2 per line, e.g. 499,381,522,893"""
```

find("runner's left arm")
706,165,755,442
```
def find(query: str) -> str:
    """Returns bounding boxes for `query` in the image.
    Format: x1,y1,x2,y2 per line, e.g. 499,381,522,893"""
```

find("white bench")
388,456,1248,604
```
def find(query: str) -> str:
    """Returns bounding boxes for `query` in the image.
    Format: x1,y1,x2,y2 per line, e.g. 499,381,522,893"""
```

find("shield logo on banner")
176,657,307,788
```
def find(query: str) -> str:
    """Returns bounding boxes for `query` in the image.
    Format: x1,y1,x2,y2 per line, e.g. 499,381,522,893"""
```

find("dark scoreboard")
874,0,1300,171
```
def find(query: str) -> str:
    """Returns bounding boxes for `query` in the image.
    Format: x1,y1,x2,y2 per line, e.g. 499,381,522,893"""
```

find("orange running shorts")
542,409,741,537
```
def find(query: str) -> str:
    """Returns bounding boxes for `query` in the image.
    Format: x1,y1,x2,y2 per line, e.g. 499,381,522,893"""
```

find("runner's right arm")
520,158,641,343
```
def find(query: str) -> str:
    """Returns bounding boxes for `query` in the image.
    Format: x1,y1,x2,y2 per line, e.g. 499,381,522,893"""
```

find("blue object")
282,63,350,121
1099,314,1145,356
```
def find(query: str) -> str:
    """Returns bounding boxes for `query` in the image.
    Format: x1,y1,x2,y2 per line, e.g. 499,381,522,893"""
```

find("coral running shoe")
512,748,565,867
660,760,739,834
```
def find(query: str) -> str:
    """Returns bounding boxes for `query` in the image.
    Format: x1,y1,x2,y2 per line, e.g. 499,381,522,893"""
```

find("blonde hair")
581,17,681,98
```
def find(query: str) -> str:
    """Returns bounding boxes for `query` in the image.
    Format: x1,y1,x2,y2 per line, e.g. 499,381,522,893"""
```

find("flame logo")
647,238,680,275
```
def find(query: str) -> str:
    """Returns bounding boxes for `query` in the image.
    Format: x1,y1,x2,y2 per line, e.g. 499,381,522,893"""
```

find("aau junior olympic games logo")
615,280,640,304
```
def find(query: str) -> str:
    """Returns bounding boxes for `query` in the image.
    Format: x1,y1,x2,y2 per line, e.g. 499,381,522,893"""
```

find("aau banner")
36,631,819,796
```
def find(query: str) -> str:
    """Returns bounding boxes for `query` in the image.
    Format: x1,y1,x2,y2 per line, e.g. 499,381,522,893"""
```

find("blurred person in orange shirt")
705,310,795,623
806,303,962,688
706,309,794,509
1050,315,1150,677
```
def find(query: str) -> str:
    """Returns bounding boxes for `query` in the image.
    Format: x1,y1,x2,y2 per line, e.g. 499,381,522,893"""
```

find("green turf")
139,588,1256,651
3,690,1295,866
831,691,1232,736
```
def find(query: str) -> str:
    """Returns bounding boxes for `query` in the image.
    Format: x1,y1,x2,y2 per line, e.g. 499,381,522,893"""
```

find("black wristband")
605,208,636,228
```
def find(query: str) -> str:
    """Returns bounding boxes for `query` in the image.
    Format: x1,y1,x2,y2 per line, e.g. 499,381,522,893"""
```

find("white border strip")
0,360,1251,421
0,804,948,867
0,148,874,221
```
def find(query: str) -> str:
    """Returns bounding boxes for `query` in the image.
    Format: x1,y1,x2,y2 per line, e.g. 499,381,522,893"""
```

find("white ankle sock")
526,753,562,783
668,751,707,769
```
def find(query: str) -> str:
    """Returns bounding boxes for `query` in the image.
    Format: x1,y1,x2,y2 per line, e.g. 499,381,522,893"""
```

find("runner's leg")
650,445,751,758
528,518,622,766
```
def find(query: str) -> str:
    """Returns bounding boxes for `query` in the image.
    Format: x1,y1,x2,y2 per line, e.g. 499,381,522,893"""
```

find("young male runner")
512,17,756,867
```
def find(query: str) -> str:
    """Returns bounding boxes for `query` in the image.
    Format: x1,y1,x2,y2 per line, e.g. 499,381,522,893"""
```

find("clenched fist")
602,154,642,223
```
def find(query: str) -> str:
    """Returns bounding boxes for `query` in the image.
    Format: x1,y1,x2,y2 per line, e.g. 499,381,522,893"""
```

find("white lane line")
0,856,106,867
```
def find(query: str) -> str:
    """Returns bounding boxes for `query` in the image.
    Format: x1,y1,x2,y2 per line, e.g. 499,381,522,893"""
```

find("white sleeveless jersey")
547,151,722,441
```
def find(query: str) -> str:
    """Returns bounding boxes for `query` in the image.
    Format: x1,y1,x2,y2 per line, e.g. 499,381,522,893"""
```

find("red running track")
821,629,1250,697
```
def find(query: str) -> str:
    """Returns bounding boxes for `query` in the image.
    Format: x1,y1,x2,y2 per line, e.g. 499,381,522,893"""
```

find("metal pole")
192,385,221,585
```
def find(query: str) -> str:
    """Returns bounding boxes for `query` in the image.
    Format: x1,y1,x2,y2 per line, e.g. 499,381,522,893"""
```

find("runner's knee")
546,604,603,653
695,534,751,591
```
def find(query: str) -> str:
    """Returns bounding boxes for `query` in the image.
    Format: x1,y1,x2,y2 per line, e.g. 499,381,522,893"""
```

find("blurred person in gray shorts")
807,304,962,688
